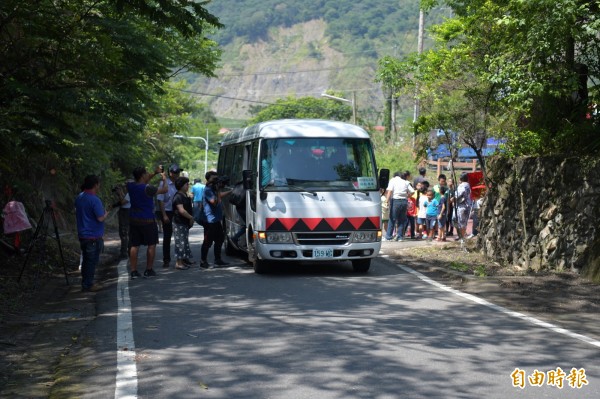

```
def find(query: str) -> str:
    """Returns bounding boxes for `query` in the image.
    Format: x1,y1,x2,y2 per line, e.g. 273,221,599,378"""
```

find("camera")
217,175,230,185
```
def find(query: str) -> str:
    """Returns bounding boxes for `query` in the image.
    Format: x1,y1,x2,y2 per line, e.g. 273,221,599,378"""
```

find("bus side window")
219,147,231,179
249,141,259,211
231,144,244,185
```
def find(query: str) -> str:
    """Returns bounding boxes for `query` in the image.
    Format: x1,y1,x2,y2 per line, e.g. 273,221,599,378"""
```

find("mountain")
187,0,441,124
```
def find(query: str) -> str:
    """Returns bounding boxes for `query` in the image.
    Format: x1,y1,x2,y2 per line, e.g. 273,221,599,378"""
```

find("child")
406,194,417,239
423,188,440,241
380,188,389,239
416,183,428,239
437,186,447,241
433,174,448,201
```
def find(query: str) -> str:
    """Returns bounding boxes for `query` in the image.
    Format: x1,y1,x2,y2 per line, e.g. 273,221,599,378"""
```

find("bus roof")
220,119,370,146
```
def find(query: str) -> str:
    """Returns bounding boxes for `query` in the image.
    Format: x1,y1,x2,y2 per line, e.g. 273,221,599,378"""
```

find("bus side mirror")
242,169,253,190
379,168,390,190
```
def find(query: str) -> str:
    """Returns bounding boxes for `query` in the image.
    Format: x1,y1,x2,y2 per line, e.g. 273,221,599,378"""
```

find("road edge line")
395,263,600,349
115,259,138,398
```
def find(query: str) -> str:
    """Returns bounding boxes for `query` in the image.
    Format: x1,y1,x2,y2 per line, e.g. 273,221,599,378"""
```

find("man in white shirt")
385,171,415,241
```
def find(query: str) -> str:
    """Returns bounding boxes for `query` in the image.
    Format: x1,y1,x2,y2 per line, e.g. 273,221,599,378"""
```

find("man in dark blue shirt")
75,175,108,292
200,171,230,268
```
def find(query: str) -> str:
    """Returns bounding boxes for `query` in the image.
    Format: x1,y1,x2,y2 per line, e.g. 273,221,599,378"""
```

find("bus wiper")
287,185,317,196
344,190,370,197
263,182,317,196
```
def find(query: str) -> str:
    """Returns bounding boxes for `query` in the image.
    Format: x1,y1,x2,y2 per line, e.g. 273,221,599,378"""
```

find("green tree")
248,96,353,125
0,0,222,214
420,0,600,155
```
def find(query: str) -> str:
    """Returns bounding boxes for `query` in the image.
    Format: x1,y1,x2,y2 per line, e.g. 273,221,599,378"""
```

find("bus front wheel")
352,259,371,273
253,258,269,274
249,234,269,273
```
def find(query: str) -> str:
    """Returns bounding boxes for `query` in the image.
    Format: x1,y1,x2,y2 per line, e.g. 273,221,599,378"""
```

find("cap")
169,163,183,173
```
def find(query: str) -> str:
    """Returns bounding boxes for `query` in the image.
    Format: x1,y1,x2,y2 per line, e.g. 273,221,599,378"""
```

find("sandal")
175,263,190,270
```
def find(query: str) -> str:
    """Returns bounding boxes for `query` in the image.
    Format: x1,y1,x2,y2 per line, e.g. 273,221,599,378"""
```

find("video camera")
216,175,230,185
206,174,230,189
111,184,124,193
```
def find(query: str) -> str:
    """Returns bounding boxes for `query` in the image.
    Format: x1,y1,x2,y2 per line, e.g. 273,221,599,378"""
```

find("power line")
256,86,382,98
217,63,375,77
174,86,385,104
218,46,398,67
175,88,275,105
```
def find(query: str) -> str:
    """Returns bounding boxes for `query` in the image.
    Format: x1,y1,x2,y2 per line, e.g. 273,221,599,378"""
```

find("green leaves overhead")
0,1,220,149
0,0,221,213
376,0,600,157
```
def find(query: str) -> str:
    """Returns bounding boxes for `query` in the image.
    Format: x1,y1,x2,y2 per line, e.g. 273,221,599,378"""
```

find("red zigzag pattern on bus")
266,217,380,231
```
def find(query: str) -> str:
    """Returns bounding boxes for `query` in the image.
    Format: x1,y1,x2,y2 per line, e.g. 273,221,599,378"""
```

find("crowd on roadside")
381,167,480,243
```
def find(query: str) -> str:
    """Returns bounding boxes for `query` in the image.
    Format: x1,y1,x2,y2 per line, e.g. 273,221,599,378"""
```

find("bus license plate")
313,248,333,258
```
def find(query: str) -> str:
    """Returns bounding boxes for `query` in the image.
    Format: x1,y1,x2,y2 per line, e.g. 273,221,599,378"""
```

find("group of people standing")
126,165,231,277
381,167,473,243
74,164,232,292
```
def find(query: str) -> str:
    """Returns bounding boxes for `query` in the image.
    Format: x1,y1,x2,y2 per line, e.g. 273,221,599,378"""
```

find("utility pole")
351,91,357,125
413,8,425,150
391,94,396,139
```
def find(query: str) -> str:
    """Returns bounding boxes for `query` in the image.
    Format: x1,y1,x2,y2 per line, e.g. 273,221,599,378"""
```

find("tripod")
18,200,69,285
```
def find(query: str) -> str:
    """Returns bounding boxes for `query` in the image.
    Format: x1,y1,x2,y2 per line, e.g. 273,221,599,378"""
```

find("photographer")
111,183,130,259
199,171,231,268
127,166,168,279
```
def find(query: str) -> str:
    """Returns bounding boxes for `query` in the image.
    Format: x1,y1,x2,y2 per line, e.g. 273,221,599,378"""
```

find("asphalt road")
80,225,598,399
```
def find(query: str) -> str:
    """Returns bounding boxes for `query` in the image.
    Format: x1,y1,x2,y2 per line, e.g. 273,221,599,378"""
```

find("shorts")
437,216,447,228
455,206,471,228
426,216,437,230
417,217,426,225
129,223,159,247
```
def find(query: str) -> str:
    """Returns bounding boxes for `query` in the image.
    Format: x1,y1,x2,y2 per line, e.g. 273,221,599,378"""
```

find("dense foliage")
206,0,420,54
0,0,222,216
378,0,600,161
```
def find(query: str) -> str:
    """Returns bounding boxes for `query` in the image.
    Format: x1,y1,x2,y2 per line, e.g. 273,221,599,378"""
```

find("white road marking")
115,259,138,398
396,263,600,349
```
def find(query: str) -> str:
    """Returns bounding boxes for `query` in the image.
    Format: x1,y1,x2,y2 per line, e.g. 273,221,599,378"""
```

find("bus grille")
294,232,351,246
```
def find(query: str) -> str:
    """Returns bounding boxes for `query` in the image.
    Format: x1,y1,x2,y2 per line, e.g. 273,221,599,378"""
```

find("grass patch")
449,261,469,272
474,265,487,277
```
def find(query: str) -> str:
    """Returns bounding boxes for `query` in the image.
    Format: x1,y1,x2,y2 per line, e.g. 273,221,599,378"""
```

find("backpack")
194,193,208,226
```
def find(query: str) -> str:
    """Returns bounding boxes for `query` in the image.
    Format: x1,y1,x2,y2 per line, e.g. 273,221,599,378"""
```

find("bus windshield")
260,138,377,191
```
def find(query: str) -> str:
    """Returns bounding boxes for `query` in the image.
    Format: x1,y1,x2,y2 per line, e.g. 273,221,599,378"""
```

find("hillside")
187,0,442,124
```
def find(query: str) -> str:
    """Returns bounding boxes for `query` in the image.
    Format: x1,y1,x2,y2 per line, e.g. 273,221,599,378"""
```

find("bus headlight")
264,232,293,244
352,231,378,243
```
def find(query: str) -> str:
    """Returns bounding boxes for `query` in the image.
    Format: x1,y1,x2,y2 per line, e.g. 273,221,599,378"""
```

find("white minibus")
217,119,390,273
